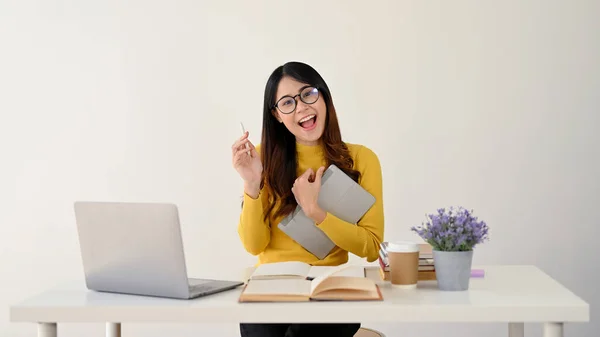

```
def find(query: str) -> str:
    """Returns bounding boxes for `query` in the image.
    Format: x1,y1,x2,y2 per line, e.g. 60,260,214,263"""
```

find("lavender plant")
411,206,489,251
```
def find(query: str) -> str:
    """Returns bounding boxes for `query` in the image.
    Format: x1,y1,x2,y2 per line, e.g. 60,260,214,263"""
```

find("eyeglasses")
273,86,320,114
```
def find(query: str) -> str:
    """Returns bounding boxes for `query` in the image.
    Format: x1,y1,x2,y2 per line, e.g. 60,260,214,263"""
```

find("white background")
1,1,598,336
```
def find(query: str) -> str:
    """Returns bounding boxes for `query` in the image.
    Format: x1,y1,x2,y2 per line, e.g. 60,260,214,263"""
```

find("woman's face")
273,76,327,146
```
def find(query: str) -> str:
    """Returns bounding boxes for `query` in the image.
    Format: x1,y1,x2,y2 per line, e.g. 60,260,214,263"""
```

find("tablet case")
277,164,376,259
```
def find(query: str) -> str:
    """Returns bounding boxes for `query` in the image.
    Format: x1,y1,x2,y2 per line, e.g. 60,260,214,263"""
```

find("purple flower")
411,206,490,251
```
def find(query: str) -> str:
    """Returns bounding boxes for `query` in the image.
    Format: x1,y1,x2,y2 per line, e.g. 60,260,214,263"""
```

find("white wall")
1,0,598,336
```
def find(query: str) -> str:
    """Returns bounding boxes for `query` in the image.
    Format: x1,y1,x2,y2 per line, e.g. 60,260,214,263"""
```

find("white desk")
10,265,589,337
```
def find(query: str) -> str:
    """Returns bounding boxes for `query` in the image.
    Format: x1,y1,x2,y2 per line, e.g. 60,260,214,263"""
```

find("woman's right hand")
232,131,263,198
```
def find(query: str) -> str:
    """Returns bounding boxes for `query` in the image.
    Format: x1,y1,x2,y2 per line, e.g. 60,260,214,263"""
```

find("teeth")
299,115,316,123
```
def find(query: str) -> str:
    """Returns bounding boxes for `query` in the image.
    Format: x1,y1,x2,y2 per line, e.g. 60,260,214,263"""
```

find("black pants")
239,323,361,337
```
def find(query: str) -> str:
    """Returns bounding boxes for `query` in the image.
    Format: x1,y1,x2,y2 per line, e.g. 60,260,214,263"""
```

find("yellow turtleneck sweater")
237,142,384,266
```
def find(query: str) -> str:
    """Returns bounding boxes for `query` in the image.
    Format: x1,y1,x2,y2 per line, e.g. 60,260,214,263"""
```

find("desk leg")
543,323,563,337
38,323,57,337
106,322,121,337
508,323,524,337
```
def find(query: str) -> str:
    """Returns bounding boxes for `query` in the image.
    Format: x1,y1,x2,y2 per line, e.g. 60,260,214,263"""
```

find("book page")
310,277,378,298
310,287,380,301
309,264,356,294
243,279,311,297
250,261,311,280
307,265,365,279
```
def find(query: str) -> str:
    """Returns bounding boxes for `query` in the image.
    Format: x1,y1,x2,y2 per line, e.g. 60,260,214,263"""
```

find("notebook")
239,263,382,302
278,164,376,259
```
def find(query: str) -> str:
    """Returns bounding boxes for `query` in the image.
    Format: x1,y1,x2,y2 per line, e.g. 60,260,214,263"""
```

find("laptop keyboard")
190,284,211,293
188,279,213,293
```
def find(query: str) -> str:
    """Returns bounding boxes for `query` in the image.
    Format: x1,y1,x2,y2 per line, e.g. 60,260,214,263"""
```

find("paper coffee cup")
387,241,419,289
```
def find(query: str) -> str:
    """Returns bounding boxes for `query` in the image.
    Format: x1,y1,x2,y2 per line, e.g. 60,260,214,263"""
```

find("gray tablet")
278,164,376,259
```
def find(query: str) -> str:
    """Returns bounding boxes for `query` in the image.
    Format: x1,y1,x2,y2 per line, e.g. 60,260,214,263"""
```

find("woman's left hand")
292,166,327,223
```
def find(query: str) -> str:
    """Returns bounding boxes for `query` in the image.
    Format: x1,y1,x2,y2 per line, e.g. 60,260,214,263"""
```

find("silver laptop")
278,164,376,259
73,201,243,299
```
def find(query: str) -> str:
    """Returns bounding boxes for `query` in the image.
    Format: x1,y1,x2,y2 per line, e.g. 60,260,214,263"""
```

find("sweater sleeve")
236,144,271,255
316,146,384,262
237,188,271,255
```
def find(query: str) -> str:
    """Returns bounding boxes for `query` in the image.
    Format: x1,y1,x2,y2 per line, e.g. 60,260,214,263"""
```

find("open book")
239,262,382,302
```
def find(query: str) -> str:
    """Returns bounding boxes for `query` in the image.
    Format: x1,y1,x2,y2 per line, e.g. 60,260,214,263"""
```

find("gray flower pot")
433,250,473,291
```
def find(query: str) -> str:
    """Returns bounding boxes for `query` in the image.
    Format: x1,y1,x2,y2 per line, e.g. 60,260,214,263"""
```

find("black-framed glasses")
272,86,320,114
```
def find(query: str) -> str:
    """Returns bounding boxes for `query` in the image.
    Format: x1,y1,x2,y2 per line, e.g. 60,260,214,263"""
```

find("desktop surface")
10,265,589,324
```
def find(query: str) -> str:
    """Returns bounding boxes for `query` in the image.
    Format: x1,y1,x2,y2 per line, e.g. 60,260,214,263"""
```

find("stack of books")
378,242,437,281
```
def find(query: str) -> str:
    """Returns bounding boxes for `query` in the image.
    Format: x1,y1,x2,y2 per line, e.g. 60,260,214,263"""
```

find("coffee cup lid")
386,241,419,252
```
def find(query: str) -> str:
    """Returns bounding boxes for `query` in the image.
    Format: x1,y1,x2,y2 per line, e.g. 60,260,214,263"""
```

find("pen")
240,122,250,156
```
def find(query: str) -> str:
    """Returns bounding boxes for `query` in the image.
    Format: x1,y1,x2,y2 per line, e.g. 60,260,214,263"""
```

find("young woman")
231,61,385,337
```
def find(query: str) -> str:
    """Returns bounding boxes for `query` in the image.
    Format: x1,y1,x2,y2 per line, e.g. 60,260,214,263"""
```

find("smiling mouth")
298,114,317,130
